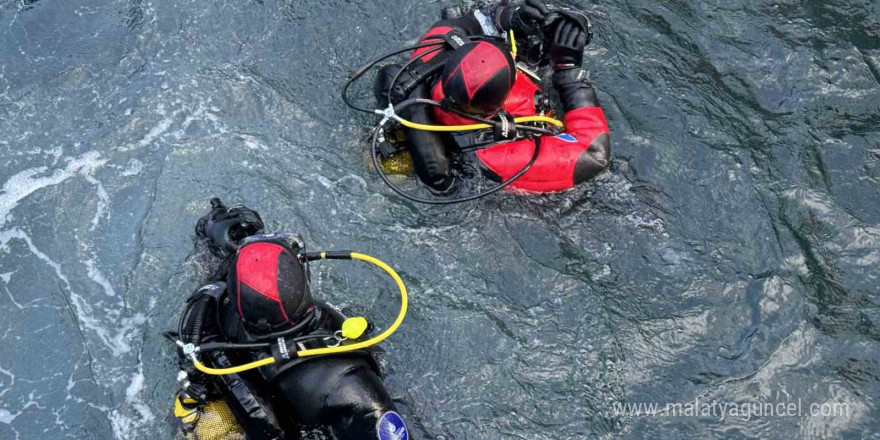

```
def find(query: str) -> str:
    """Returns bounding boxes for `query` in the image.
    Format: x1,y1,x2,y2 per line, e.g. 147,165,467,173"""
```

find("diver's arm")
551,69,611,181
372,63,455,191
434,1,552,36
553,68,600,111
403,82,456,192
549,19,610,180
424,15,484,37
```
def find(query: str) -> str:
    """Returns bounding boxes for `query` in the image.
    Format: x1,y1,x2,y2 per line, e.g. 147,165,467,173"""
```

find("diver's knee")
409,140,455,192
417,165,455,193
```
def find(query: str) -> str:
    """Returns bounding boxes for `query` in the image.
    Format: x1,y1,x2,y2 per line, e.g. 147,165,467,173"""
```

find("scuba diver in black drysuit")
170,199,410,440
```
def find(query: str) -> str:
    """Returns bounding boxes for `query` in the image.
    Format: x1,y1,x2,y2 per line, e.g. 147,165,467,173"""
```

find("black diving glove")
546,17,589,70
495,0,551,37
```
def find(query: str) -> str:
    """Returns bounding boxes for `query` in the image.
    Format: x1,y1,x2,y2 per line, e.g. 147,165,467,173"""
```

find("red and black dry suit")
180,218,408,440
388,10,611,193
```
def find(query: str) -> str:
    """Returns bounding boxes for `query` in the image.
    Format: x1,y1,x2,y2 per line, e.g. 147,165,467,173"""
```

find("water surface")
0,0,878,439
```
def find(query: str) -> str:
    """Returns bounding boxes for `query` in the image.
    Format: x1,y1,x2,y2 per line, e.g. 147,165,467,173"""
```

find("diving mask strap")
440,29,470,50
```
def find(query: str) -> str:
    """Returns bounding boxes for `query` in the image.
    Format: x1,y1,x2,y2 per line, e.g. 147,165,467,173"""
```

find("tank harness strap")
269,332,347,364
451,130,497,151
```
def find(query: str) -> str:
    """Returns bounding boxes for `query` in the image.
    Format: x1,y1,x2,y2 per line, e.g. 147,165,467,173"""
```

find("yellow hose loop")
296,252,408,357
396,115,564,132
188,252,407,375
192,356,275,375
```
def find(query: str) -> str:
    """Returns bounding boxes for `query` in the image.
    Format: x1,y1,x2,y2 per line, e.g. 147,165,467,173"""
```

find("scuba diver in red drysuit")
374,0,610,194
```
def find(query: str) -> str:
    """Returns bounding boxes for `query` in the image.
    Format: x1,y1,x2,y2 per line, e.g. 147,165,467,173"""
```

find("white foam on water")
85,174,110,230
110,362,155,440
127,373,154,423
83,255,116,297
624,134,652,146
240,134,269,151
315,175,334,188
125,372,145,403
121,159,144,176
2,283,23,310
0,394,39,425
0,363,15,398
0,229,133,356
134,116,174,150
0,408,15,424
121,95,228,154
0,151,107,229
0,227,153,439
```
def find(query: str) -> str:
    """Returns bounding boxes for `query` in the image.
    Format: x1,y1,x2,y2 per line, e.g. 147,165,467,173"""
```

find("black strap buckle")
493,111,517,141
451,130,496,151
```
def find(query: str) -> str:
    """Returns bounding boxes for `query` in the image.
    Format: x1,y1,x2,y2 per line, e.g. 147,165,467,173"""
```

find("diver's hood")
228,236,314,334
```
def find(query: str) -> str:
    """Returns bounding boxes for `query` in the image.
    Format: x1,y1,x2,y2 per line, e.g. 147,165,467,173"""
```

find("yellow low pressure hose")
296,253,408,357
189,251,408,376
192,356,275,375
395,115,564,132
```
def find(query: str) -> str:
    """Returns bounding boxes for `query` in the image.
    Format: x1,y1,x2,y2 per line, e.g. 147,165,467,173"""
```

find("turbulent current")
0,0,878,439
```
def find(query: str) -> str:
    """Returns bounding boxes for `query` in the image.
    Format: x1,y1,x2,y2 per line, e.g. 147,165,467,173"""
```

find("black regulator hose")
371,99,545,205
342,40,447,114
178,295,211,346
192,301,208,346
198,341,272,352
343,35,513,114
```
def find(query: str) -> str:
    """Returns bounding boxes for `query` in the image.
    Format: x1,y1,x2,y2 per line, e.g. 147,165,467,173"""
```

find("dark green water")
0,0,878,439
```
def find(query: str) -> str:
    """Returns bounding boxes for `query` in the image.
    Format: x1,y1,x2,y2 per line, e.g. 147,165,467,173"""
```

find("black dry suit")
174,199,409,440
